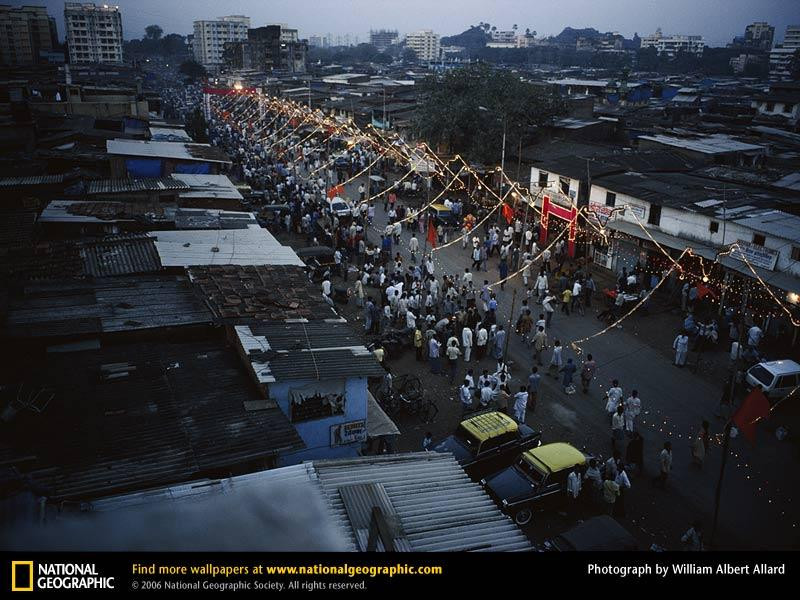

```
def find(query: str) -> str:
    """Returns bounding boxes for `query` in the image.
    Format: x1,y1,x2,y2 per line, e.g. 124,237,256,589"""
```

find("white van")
745,360,800,401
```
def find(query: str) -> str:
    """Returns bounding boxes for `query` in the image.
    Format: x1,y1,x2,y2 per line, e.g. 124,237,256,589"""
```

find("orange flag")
732,387,770,443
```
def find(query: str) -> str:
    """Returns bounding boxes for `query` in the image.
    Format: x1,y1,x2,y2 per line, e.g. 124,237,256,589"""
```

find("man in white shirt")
460,380,473,414
480,381,494,408
513,387,529,423
408,234,419,262
747,324,763,348
462,325,473,362
406,309,417,331
321,277,332,298
476,325,488,360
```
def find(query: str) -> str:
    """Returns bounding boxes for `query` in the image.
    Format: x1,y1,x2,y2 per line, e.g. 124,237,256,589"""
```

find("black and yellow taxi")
481,442,589,525
433,411,541,479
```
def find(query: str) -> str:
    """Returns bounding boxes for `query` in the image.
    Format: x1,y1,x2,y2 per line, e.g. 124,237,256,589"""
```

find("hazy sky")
24,0,799,46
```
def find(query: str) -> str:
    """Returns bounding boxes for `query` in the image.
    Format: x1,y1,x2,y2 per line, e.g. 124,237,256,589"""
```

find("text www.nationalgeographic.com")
264,564,442,577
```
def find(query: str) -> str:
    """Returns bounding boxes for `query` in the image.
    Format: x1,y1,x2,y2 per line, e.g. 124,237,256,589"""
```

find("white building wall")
64,2,123,64
588,184,800,277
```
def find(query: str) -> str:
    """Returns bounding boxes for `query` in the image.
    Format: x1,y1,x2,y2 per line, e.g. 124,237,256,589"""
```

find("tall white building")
405,29,440,62
64,2,123,64
783,25,800,49
193,15,250,68
640,28,704,57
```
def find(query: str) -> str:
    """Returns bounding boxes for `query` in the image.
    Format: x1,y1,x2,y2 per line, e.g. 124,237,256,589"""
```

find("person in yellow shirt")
561,288,572,315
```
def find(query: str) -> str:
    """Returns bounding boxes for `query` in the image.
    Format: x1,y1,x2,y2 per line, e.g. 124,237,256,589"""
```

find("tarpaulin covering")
125,158,162,177
173,162,211,174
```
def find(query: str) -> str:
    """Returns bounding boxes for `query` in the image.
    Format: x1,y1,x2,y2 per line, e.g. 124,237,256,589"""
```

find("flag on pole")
502,203,514,224
732,387,770,443
427,217,437,248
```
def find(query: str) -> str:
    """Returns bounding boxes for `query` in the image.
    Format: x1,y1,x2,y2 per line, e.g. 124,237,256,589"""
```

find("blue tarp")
125,158,162,177
173,162,211,174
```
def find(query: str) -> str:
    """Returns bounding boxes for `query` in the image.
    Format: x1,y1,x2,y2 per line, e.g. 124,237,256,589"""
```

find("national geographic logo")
10,561,115,592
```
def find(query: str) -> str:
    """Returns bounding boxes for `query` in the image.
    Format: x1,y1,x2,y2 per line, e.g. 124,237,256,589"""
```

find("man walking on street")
653,441,673,489
527,367,541,413
462,324,473,363
532,326,547,366
459,379,473,414
513,386,529,424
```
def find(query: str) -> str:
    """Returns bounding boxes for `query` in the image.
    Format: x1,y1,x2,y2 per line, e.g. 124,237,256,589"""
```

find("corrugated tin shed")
314,453,531,552
79,234,163,277
149,227,304,267
33,453,527,551
172,174,244,201
86,177,190,195
4,275,212,338
234,321,386,383
106,139,231,164
174,208,255,230
0,174,66,189
0,341,305,501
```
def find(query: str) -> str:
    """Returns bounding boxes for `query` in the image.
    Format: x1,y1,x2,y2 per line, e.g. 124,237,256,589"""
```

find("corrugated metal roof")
0,174,65,188
1,341,305,501
313,453,532,552
149,227,304,267
4,275,213,338
172,174,244,201
174,208,255,230
79,234,163,277
235,321,385,383
86,177,190,195
66,453,527,551
106,139,231,164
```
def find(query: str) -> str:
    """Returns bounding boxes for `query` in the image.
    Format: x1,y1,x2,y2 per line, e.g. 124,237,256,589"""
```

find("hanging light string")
391,165,466,224
432,185,516,252
211,90,800,325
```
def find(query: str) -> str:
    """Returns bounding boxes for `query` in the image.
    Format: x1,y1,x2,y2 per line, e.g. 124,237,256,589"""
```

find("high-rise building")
404,29,440,62
223,25,307,74
784,25,800,49
193,15,250,68
640,28,704,57
745,22,775,50
64,2,123,64
370,29,398,51
0,5,59,65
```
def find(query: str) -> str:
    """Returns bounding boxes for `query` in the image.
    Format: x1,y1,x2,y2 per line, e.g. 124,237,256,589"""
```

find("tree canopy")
145,25,163,40
414,63,567,164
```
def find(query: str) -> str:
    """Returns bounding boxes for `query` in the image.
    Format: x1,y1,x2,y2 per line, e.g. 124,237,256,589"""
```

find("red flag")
327,184,344,199
502,203,514,224
427,217,437,248
732,387,770,443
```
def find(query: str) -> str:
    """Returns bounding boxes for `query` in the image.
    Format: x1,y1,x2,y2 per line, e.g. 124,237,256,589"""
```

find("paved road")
288,166,798,550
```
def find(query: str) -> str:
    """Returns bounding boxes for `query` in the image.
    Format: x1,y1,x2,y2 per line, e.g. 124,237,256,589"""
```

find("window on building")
290,389,346,423
709,221,719,234
605,191,616,207
753,233,766,246
792,246,800,261
559,176,570,195
648,204,662,226
538,171,548,187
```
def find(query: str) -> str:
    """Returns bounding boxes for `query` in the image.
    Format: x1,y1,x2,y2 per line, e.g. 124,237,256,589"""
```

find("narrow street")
277,169,799,550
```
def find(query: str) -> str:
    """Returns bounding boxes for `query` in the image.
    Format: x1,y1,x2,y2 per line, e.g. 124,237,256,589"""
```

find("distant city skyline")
12,0,800,47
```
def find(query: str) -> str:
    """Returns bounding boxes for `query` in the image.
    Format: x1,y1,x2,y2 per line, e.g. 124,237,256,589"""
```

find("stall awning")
607,220,800,293
366,392,400,437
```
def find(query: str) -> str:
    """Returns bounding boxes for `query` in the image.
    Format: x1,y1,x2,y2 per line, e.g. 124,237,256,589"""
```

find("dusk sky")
21,0,800,46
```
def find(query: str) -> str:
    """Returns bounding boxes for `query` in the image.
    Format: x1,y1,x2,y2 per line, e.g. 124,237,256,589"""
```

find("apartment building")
0,5,58,65
640,28,704,56
193,15,250,69
64,2,123,65
404,29,440,62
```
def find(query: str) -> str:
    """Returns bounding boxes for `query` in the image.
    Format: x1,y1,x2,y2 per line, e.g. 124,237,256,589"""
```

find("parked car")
481,442,589,525
328,197,353,218
547,516,638,551
433,411,541,479
745,359,800,402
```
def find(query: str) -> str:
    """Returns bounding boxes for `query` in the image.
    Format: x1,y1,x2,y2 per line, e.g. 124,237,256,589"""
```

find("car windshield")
749,365,774,387
332,203,347,211
453,424,480,454
516,456,546,486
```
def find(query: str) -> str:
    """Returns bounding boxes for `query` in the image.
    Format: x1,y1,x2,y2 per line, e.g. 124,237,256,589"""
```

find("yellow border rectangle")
11,561,34,592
